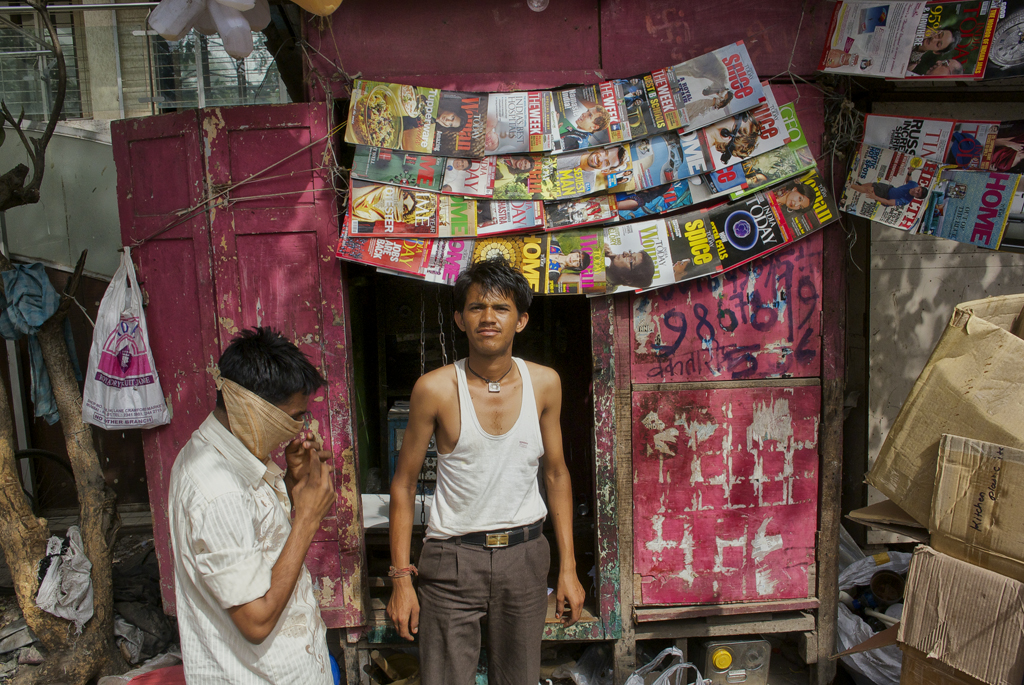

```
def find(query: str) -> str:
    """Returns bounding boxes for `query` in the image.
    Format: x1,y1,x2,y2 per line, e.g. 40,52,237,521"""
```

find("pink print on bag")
95,316,156,389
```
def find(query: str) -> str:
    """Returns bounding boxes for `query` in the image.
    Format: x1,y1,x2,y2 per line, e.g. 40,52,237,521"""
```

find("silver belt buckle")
484,533,509,548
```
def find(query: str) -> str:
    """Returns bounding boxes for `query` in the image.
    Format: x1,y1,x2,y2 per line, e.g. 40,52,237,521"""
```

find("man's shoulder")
412,364,459,404
170,433,249,507
523,360,560,390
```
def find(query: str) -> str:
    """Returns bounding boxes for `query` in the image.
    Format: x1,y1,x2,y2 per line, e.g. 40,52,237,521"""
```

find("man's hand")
387,578,420,641
284,434,330,500
290,451,336,530
555,570,586,627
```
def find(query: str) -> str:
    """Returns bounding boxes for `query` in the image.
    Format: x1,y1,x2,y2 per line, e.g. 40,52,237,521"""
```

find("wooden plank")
816,218,848,682
112,111,217,615
630,232,824,384
611,295,637,682
590,297,621,639
304,0,601,97
632,386,821,606
635,598,819,622
633,378,820,392
633,611,815,640
599,1,833,79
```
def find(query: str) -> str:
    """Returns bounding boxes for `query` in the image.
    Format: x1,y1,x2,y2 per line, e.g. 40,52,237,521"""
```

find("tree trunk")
0,252,126,684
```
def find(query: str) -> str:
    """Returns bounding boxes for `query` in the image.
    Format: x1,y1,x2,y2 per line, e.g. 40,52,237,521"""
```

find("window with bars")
0,9,84,120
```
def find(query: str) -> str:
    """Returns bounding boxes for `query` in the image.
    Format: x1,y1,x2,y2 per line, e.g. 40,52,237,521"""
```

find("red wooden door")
113,103,365,628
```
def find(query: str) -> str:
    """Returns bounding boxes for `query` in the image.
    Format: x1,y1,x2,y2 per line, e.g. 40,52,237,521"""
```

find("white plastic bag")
82,249,170,430
625,647,710,685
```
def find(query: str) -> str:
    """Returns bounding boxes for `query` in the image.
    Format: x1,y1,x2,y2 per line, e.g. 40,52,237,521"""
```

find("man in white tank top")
388,258,586,685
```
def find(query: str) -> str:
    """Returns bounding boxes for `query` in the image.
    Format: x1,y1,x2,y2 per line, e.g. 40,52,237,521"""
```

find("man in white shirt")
168,327,337,684
387,258,586,685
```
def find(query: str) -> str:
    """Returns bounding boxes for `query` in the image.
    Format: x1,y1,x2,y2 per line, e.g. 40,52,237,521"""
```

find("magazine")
983,0,1024,80
818,1,928,78
484,92,555,154
335,232,432,277
989,119,1024,174
476,200,545,235
539,146,634,200
345,80,487,158
615,180,695,221
688,169,746,205
545,228,605,295
704,164,748,194
545,196,618,231
441,157,496,197
550,83,629,153
903,1,998,79
840,144,940,230
351,146,446,192
765,169,840,238
628,133,691,190
664,209,723,283
998,180,1024,251
673,42,766,132
422,238,475,285
648,66,688,130
471,234,549,293
492,154,545,200
614,73,685,140
602,220,676,294
675,129,715,180
698,82,789,171
862,113,954,160
707,191,793,271
730,102,817,200
919,168,1022,248
947,120,999,168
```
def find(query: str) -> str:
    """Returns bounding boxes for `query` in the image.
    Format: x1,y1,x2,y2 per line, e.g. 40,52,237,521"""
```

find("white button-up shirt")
168,414,332,684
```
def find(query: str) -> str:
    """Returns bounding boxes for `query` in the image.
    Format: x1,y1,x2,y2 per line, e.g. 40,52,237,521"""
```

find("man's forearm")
389,482,417,570
546,469,576,572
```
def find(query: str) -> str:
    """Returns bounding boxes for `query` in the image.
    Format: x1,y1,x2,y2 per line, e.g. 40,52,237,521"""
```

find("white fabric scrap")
35,526,94,633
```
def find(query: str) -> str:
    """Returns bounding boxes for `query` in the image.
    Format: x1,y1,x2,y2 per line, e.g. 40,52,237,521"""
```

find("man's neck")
465,351,515,381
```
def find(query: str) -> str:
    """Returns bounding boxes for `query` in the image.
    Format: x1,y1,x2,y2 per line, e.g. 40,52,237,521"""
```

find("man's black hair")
216,327,326,409
453,257,533,314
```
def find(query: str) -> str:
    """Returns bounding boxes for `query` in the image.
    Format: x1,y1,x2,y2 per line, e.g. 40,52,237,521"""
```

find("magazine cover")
918,168,1022,248
664,208,723,283
550,83,629,153
765,169,840,237
840,143,940,230
707,191,792,271
545,229,605,294
602,220,675,294
349,180,446,236
335,232,432,276
699,82,789,171
818,1,928,77
471,234,549,293
984,0,1024,80
628,133,691,190
688,171,744,205
422,238,475,285
704,164,748,194
345,80,487,158
441,157,496,197
947,120,999,168
492,155,544,200
484,92,555,154
862,113,954,160
476,201,545,235
673,42,766,132
998,180,1024,251
730,102,816,200
539,146,634,200
614,74,683,140
545,196,618,231
676,129,715,180
615,180,695,221
351,146,446,192
903,0,998,79
648,66,688,130
989,119,1024,173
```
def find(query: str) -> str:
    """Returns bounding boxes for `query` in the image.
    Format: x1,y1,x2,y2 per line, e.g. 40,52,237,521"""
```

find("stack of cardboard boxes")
847,293,1024,685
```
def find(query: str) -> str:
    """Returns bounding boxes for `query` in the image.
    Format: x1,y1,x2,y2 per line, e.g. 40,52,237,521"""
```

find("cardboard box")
931,434,1024,583
869,293,1024,526
899,546,1024,685
900,646,987,685
848,499,928,542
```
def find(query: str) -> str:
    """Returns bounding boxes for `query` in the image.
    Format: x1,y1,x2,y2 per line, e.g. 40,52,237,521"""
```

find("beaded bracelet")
388,565,419,578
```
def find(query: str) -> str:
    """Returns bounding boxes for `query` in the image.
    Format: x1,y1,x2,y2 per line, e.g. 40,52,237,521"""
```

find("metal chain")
436,289,448,367
449,290,459,362
419,294,426,377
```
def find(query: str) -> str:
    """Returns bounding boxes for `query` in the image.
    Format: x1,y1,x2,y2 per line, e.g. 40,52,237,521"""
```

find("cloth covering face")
218,378,304,462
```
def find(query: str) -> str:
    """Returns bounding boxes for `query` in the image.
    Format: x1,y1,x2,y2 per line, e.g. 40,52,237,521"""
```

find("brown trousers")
416,534,549,685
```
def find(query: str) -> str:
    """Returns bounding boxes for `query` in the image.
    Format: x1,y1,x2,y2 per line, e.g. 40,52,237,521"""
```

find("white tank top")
425,357,548,539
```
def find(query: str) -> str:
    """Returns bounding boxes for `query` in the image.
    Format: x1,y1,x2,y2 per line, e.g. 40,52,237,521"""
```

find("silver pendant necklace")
466,362,514,393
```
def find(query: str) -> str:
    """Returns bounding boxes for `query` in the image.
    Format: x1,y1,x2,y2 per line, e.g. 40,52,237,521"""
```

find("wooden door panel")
112,111,220,612
631,232,823,384
632,386,820,606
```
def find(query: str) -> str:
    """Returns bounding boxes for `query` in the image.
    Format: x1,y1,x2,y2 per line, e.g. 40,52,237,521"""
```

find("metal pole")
112,7,125,118
0,2,159,12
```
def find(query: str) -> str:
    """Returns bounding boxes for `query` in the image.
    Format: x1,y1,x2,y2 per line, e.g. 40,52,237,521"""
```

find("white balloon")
215,0,255,13
148,0,206,40
208,0,253,59
192,6,217,36
242,0,271,31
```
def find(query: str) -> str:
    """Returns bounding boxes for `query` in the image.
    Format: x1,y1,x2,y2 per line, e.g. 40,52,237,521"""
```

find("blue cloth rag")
0,263,82,425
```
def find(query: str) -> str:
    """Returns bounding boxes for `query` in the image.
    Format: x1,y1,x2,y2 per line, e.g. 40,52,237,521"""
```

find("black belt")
453,521,544,548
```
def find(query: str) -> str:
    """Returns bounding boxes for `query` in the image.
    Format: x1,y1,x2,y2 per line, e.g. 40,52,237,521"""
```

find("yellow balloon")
289,0,341,17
